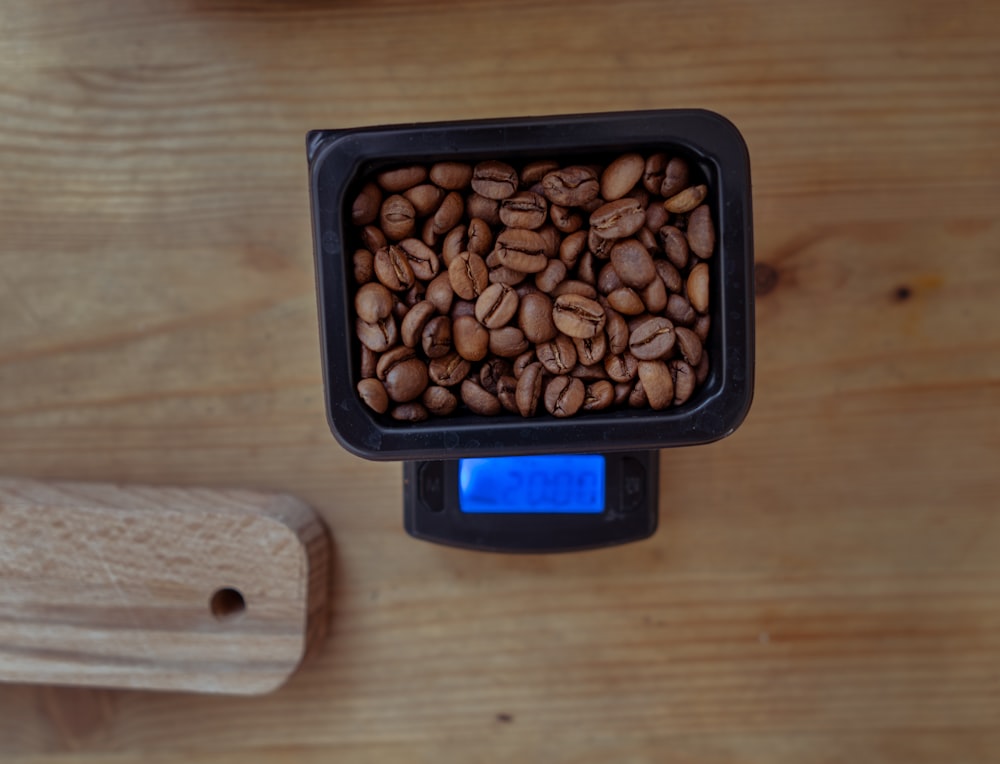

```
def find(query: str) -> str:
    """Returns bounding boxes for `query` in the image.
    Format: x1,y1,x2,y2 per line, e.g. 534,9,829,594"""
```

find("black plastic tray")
307,109,755,461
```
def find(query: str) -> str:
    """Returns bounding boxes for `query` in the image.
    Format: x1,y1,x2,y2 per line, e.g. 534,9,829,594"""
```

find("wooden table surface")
2,1,999,761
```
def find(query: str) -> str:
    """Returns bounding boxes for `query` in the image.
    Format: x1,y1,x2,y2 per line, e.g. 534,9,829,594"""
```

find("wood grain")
0,0,998,760
0,478,329,695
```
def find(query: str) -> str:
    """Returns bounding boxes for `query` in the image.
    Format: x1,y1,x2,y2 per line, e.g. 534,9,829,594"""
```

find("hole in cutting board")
210,587,246,621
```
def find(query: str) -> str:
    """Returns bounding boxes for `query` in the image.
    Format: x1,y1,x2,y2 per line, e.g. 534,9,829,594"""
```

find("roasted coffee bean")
656,259,683,294
669,359,696,405
356,316,397,352
374,245,416,291
376,346,429,403
550,204,583,233
674,326,703,367
577,251,598,286
497,375,520,413
431,191,464,235
361,224,387,253
629,316,676,360
460,378,502,416
591,198,647,240
601,153,644,201
538,224,561,258
472,161,518,200
499,191,548,229
404,282,427,308
489,326,529,358
377,165,427,193
425,272,454,315
353,248,374,284
553,293,606,339
467,218,494,256
666,293,697,326
495,228,548,273
536,335,577,375
404,183,445,217
448,252,489,300
610,238,656,288
568,362,607,380
360,345,378,379
423,385,458,416
513,350,536,378
637,226,660,255
380,195,417,240
521,159,560,185
466,193,501,226
583,379,615,411
352,182,382,226
518,292,558,344
694,313,711,342
357,378,389,414
429,161,473,190
604,352,639,383
479,358,512,394
574,332,607,366
641,275,668,313
598,262,623,295
441,224,469,266
645,203,669,232
687,262,710,313
391,294,409,322
400,300,436,348
629,379,648,408
659,225,690,270
355,282,394,323
695,353,710,385
544,375,585,417
686,205,715,258
604,308,629,355
475,283,519,329
391,402,429,422
643,153,668,194
607,286,645,315
664,184,708,214
428,351,471,386
420,217,440,249
488,264,527,286
422,315,452,358
587,228,615,259
559,230,588,269
516,362,544,417
638,360,674,410
660,157,690,198
453,315,490,362
397,238,439,281
541,166,600,206
535,260,568,293
551,280,598,300
614,381,633,407
450,297,476,319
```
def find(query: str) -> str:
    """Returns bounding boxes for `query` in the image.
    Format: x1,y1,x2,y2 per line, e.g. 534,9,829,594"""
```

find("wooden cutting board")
0,478,329,695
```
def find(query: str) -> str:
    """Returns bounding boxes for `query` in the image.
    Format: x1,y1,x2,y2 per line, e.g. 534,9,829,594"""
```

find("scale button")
419,462,445,511
621,457,645,512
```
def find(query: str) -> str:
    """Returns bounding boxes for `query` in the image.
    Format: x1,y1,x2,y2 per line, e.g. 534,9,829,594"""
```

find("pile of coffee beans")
348,153,714,422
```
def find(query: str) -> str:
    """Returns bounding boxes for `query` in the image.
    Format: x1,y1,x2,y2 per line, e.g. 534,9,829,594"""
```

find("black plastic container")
308,109,754,461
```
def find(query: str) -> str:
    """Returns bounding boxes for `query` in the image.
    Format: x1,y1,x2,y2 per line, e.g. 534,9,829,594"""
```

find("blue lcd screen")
458,455,606,514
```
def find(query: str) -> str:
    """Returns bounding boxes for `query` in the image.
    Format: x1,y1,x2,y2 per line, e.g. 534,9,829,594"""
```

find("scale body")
404,451,659,553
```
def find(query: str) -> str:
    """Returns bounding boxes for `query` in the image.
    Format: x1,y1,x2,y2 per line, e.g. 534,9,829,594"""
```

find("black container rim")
308,109,754,461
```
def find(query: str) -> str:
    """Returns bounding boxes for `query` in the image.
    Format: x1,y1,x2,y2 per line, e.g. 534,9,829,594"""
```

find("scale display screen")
458,455,606,514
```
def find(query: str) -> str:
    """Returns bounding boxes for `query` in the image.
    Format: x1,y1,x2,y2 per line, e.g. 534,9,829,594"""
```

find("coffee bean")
429,161,473,190
518,292,558,344
666,293,697,326
541,166,600,207
643,153,668,194
460,378,501,415
669,359,696,405
655,259,683,294
352,182,382,226
574,332,607,366
403,281,426,308
550,204,583,233
535,260,568,293
466,193,501,226
497,375,520,413
391,402,428,422
489,326,529,358
553,293,606,339
423,385,458,416
694,313,711,342
513,350,536,378
431,191,465,235
695,352,710,385
360,224,387,253
629,378,648,408
479,358,512,395
607,286,645,315
659,225,690,270
377,165,427,193
499,191,548,230
374,245,416,291
380,195,417,240
495,228,548,273
516,362,544,417
472,161,518,200
638,360,674,410
521,159,560,185
590,198,647,240
360,345,377,379
450,298,475,320
601,153,644,201
551,280,599,301
428,351,471,387
614,381,633,407
576,252,598,286
400,300,437,348
641,274,668,313
467,218,494,256
610,238,656,288
404,183,445,217
629,317,676,360
420,218,440,249
645,203,669,232
425,272,454,315
355,282,394,323
448,252,489,300
686,205,715,258
604,308,629,355
487,264,527,286
604,352,639,383
475,283,519,329
559,230,588,269
598,262,623,295
538,224,561,258
637,226,660,255
664,184,708,214
441,224,468,267
544,375,585,417
660,157,690,198
357,378,389,414
536,335,577,375
421,315,452,358
391,293,409,322
376,346,429,403
569,362,607,381
356,316,397,352
453,315,490,362
587,228,615,259
397,238,440,281
687,262,710,313
674,326,703,367
353,248,374,284
583,379,615,411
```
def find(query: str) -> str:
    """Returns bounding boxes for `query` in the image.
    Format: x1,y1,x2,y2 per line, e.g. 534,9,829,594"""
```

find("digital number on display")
458,455,606,514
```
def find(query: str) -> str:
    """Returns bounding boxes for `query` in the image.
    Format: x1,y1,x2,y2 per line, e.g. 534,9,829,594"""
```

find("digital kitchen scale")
404,451,658,552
